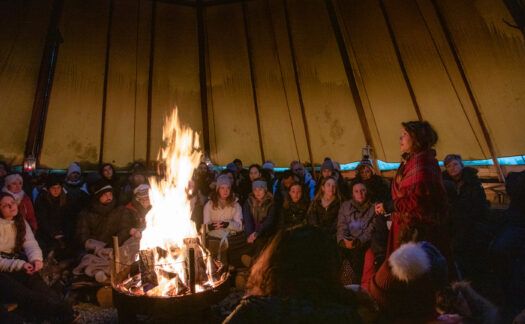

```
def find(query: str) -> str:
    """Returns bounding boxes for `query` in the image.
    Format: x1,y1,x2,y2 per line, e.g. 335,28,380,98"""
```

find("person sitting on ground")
337,182,376,285
354,157,391,204
307,176,341,237
279,181,309,230
2,174,37,232
273,170,297,208
436,281,500,324
224,225,366,323
63,162,89,241
261,161,277,193
99,163,120,203
34,174,69,257
122,184,151,240
316,157,349,200
442,154,491,280
203,174,244,266
0,192,74,323
77,179,132,251
193,161,215,198
119,161,148,206
290,160,316,201
242,179,277,257
238,164,263,206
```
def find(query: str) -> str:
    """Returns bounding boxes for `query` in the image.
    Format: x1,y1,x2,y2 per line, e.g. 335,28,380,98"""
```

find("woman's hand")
32,260,43,272
247,232,257,244
23,262,34,274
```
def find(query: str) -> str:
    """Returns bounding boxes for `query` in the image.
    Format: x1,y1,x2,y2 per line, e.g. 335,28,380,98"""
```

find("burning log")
138,250,158,291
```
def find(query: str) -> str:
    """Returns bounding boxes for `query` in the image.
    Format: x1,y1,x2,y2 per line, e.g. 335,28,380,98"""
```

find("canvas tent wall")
1,0,524,171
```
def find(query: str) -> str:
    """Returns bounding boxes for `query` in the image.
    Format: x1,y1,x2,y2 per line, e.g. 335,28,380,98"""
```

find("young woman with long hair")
306,176,341,237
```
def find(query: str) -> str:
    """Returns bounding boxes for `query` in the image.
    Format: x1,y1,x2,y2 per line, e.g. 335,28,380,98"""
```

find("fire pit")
110,240,230,323
109,109,231,322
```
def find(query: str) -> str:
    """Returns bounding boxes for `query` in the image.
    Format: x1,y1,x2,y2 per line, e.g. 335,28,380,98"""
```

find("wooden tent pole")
430,0,505,182
377,0,422,121
283,0,316,178
197,0,211,158
242,0,266,164
25,0,64,164
99,0,115,165
146,0,157,168
324,0,380,173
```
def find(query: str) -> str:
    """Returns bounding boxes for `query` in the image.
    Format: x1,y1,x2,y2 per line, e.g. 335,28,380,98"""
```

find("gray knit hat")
252,179,267,191
321,158,334,171
216,174,232,188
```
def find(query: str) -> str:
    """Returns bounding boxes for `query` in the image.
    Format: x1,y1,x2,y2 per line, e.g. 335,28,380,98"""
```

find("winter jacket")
203,200,243,232
307,198,341,236
442,167,491,252
19,194,37,232
224,295,361,324
77,200,132,248
34,189,67,252
280,200,309,230
121,199,150,232
0,218,43,272
336,200,375,247
242,192,277,238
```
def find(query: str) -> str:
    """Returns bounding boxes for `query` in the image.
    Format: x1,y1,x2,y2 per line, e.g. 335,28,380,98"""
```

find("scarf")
350,198,371,213
2,187,25,205
248,192,273,224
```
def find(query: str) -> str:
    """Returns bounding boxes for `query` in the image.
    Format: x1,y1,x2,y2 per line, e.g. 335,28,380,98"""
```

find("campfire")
111,109,228,306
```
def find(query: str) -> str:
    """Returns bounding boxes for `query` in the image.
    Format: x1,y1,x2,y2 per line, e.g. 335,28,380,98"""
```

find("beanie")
93,179,113,197
252,179,267,191
321,158,334,171
46,173,63,188
262,161,275,172
67,162,81,177
4,174,23,187
134,184,150,200
226,163,237,172
216,174,232,188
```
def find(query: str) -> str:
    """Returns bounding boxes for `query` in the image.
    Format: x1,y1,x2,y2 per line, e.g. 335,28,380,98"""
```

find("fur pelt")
388,242,430,282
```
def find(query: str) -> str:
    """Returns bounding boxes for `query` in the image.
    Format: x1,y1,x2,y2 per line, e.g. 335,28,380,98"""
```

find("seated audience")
203,174,244,266
63,162,89,241
0,192,74,323
279,181,309,230
119,161,148,206
99,163,120,203
316,157,349,200
354,157,391,204
242,179,277,257
34,174,68,257
337,182,376,284
2,173,37,232
238,164,263,205
307,176,341,237
290,161,316,201
121,184,151,240
273,170,297,208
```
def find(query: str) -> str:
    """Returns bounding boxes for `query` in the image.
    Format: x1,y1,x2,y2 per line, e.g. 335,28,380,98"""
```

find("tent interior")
1,0,525,180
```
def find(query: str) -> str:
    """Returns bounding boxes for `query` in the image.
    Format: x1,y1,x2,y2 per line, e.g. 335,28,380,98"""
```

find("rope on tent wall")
203,5,218,162
414,0,486,157
282,0,317,177
133,0,141,161
334,0,387,161
377,0,422,121
264,0,301,161
99,0,115,165
241,0,266,163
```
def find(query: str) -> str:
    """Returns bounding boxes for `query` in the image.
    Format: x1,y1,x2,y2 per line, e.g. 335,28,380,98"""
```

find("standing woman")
388,121,450,259
307,177,341,237
0,192,73,322
2,174,37,232
280,181,309,230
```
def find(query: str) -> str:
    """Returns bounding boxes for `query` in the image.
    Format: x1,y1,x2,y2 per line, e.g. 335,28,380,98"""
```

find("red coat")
19,194,37,232
386,150,451,259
